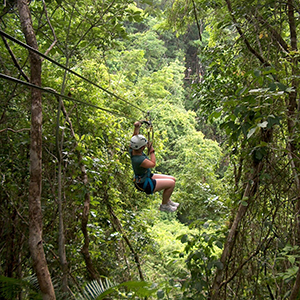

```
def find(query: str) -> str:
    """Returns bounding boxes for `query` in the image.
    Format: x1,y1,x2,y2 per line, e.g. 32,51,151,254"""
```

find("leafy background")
1,0,300,299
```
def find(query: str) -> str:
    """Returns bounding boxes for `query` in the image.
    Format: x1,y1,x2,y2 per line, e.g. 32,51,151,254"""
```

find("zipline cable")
0,29,146,114
0,73,128,117
147,87,176,113
147,97,167,113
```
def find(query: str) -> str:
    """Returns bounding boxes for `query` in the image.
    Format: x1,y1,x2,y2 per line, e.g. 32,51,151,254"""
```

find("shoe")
168,200,179,207
159,204,178,213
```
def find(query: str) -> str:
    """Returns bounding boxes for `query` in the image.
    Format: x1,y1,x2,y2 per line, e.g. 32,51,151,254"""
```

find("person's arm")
140,142,156,168
133,121,141,136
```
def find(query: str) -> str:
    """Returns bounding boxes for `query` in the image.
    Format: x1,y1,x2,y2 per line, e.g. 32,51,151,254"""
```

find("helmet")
130,134,147,149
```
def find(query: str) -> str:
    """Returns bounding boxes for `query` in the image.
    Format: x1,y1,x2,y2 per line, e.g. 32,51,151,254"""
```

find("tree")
17,0,56,298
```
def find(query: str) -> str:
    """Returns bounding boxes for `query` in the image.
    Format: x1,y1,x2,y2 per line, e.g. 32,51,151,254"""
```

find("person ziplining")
129,120,179,212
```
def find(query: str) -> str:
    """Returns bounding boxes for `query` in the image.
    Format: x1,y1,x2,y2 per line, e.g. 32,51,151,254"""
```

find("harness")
134,168,154,194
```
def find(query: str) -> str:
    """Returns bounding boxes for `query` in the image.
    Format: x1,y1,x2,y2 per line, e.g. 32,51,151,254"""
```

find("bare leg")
153,174,175,182
153,174,175,204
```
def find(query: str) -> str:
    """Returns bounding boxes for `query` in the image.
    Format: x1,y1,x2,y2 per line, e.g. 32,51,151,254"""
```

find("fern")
0,275,157,300
81,278,113,300
0,275,42,300
78,279,157,300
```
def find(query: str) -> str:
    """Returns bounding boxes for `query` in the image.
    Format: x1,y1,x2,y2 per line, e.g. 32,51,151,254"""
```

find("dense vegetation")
0,0,299,299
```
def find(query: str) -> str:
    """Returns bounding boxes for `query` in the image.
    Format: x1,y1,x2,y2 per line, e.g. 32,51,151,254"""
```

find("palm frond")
0,275,42,300
79,278,114,300
79,279,156,300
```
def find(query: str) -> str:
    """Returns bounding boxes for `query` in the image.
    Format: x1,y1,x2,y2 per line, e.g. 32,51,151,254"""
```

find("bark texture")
17,0,55,298
210,161,263,299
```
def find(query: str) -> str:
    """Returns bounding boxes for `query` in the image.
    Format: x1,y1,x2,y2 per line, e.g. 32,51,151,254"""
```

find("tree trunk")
17,0,55,299
57,97,100,280
56,97,69,294
210,161,263,299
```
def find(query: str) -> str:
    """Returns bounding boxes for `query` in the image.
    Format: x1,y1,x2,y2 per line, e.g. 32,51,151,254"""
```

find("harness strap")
143,177,154,194
134,169,154,194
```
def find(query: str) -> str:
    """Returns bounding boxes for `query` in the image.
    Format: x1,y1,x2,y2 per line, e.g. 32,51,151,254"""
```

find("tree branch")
288,0,297,51
248,14,289,54
107,201,145,281
191,0,202,41
225,0,270,67
220,209,276,288
41,0,57,58
0,127,30,133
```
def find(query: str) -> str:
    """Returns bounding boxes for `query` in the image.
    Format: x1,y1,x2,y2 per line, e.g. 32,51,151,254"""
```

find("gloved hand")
134,121,141,127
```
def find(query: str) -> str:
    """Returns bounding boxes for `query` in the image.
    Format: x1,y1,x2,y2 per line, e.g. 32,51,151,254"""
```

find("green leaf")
267,115,280,128
268,82,277,91
241,201,248,207
215,241,223,249
286,87,295,93
253,147,267,161
277,82,287,91
234,106,243,116
181,234,188,243
157,289,164,298
254,69,261,77
241,122,251,135
237,86,248,96
258,121,268,128
247,127,257,139
288,256,296,265
209,110,222,120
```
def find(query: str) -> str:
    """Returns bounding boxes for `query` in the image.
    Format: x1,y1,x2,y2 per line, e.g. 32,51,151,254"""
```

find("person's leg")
153,174,175,204
153,174,175,182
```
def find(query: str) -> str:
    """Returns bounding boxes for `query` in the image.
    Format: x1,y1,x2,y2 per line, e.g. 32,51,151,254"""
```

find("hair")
134,145,145,152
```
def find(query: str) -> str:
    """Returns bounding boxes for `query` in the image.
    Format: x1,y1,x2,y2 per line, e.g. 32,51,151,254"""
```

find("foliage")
145,217,192,280
161,0,300,298
4,0,288,299
0,275,42,300
179,221,225,299
172,131,227,224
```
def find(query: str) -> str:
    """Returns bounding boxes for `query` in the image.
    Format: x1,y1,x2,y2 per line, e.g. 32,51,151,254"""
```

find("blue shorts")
135,174,156,194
